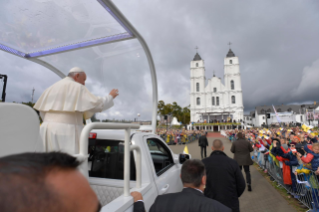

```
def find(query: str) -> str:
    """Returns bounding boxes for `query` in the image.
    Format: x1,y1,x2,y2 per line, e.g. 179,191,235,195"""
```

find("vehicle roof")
91,129,154,140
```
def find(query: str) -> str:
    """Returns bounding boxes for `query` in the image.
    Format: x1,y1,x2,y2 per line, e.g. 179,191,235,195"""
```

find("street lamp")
137,113,140,123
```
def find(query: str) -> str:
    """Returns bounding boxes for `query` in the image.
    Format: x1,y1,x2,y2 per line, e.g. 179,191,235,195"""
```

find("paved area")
169,133,297,212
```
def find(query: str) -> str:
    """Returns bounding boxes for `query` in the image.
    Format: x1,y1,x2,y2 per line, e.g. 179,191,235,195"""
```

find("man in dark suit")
199,132,209,159
203,139,246,212
231,132,254,192
131,159,231,212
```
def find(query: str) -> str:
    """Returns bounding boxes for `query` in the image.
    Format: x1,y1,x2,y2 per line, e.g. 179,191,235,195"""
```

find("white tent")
171,117,181,125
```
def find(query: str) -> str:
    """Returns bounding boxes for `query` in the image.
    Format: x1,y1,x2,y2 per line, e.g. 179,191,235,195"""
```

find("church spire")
226,49,235,58
193,52,202,61
193,46,202,61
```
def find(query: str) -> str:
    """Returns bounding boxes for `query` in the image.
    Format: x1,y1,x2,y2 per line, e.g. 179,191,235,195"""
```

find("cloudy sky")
0,0,319,121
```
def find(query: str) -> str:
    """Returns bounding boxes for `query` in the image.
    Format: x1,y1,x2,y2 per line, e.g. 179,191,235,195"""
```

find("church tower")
190,52,206,122
224,49,244,121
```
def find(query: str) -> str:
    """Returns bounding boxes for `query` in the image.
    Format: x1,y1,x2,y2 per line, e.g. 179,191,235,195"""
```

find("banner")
307,110,319,120
272,105,281,123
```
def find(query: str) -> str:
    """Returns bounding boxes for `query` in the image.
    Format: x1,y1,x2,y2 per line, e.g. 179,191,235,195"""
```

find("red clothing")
255,143,262,148
301,154,314,164
301,145,314,163
265,139,271,145
275,146,292,185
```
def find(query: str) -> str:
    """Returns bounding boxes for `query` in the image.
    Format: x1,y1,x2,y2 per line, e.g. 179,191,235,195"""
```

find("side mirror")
179,153,190,164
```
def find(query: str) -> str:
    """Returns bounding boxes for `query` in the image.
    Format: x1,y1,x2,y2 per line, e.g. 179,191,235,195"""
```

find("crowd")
156,129,203,145
225,126,319,210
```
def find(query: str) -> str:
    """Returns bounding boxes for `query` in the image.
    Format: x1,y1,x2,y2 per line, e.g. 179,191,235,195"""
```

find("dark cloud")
115,0,319,114
0,0,319,120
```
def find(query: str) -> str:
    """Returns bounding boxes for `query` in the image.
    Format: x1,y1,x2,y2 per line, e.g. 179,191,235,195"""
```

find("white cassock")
34,77,114,154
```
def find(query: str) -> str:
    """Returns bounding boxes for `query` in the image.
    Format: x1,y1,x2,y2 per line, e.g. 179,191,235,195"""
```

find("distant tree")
157,101,190,125
157,100,165,116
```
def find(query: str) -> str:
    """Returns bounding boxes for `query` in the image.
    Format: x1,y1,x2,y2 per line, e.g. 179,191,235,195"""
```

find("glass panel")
0,0,127,53
38,39,152,120
146,138,173,175
88,139,136,180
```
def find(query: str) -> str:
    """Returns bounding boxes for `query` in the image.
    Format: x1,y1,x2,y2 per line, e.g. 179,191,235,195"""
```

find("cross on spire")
195,46,199,53
213,70,216,77
228,42,232,49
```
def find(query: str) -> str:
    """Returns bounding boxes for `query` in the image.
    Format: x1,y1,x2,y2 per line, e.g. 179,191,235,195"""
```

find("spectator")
302,143,319,172
0,152,101,212
310,133,318,143
230,132,254,192
199,132,209,159
203,139,246,212
131,159,231,212
273,141,298,193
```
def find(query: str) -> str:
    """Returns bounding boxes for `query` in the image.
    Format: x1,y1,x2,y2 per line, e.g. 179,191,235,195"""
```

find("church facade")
190,49,244,123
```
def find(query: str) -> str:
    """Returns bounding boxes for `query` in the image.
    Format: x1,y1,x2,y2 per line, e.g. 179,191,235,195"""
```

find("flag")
272,105,281,123
183,145,189,154
313,109,317,120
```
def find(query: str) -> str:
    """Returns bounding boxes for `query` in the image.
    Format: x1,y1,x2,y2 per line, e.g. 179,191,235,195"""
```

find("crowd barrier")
253,151,319,211
158,133,201,145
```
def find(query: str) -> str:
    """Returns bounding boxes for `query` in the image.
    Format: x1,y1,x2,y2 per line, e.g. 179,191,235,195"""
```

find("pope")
34,67,119,154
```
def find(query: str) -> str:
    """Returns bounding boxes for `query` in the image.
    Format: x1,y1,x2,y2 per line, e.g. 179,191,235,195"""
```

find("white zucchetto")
69,67,85,73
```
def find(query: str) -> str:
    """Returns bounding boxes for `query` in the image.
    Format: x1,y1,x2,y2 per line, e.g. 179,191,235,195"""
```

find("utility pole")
0,74,7,102
31,87,35,103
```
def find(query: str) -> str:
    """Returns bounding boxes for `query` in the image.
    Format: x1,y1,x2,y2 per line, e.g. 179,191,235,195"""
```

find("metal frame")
0,74,7,102
79,122,140,196
0,0,158,133
101,0,158,133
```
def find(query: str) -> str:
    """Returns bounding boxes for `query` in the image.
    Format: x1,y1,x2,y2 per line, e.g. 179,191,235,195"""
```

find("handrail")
130,145,141,190
79,122,140,197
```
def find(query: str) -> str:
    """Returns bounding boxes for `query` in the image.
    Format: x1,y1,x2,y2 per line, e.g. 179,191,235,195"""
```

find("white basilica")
190,49,244,123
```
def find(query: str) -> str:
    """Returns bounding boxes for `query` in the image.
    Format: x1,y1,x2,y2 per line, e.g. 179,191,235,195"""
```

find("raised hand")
109,89,119,99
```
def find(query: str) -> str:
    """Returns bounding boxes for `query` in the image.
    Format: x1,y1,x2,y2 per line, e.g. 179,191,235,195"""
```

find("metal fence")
158,133,201,145
253,150,319,211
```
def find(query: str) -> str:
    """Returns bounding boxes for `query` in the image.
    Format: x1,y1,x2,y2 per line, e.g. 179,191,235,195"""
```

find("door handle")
160,184,170,194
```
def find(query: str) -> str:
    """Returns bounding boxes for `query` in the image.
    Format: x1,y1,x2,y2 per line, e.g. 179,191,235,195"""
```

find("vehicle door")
146,136,183,195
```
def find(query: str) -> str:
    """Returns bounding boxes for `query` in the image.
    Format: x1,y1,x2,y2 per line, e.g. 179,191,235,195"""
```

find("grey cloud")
115,0,319,113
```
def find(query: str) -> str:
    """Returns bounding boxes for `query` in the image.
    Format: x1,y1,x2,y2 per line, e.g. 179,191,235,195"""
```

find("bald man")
202,139,246,212
34,67,118,154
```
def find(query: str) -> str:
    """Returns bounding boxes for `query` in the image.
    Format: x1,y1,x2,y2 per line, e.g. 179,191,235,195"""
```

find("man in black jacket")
230,132,254,192
203,139,246,212
131,159,231,212
199,132,209,159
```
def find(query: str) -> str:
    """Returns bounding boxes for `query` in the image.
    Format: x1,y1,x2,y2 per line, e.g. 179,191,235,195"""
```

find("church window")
196,63,198,67
197,97,200,105
216,97,219,106
232,96,236,104
230,60,232,64
213,87,217,92
277,108,281,112
212,97,215,105
231,80,234,90
196,83,200,92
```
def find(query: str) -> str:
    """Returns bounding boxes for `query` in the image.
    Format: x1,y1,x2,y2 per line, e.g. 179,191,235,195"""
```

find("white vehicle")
0,1,190,211
0,105,189,212
84,125,189,211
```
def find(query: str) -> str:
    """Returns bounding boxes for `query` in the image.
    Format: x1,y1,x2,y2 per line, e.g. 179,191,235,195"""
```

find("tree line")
157,100,190,125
